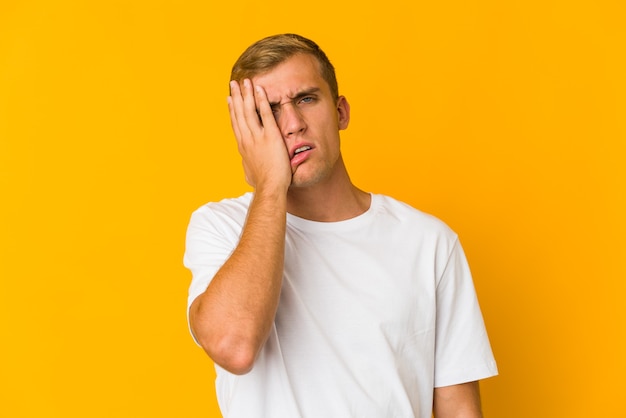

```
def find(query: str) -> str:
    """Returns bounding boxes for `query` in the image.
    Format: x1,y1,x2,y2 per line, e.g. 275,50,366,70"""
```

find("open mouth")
292,145,312,158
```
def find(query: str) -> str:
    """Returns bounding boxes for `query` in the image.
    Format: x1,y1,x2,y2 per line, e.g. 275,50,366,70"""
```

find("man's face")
251,53,350,189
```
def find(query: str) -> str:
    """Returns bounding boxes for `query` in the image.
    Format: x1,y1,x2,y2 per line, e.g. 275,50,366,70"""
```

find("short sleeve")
434,239,498,387
183,202,246,343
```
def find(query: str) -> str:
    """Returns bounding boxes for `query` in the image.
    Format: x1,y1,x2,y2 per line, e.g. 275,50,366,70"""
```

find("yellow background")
1,1,624,417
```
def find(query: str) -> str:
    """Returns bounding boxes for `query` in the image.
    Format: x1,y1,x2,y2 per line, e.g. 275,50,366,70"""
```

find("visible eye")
298,96,315,105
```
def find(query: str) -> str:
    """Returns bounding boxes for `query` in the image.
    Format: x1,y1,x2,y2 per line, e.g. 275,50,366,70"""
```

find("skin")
188,53,368,375
188,52,484,416
434,381,484,418
239,53,370,220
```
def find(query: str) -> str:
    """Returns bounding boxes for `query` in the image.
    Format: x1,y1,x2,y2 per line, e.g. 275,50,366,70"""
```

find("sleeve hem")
434,360,499,388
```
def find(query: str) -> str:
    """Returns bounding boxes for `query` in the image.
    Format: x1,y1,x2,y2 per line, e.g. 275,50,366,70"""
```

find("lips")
293,145,311,156
290,143,313,167
290,143,313,160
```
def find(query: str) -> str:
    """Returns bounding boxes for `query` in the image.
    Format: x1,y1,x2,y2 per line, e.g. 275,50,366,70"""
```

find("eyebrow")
269,88,321,108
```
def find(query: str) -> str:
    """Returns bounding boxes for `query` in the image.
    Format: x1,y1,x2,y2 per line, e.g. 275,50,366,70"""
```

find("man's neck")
285,168,371,222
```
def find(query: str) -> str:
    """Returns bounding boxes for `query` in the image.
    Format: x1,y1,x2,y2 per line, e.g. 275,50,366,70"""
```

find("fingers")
228,79,281,144
240,79,261,133
253,85,275,130
227,79,291,191
228,79,260,141
227,95,241,142
228,81,248,146
254,86,280,137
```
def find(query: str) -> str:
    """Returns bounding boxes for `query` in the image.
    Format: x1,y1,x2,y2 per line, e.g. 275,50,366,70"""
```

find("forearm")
189,189,287,374
433,381,483,418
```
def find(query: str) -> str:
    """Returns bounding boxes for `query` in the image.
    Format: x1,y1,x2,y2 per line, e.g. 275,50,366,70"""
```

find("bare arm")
189,79,291,375
433,381,483,418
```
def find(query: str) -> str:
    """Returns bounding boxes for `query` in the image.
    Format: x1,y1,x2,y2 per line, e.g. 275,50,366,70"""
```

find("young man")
185,33,497,417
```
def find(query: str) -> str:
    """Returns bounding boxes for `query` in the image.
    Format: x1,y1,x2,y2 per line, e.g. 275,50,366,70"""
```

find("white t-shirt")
185,193,497,418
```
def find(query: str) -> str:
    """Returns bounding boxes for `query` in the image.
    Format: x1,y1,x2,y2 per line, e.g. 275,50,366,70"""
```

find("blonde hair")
230,34,339,101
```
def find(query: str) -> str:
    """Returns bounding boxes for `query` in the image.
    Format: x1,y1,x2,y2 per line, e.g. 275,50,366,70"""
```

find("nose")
278,103,306,137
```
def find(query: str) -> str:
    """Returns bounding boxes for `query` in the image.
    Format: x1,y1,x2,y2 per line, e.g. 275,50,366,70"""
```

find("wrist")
254,178,290,198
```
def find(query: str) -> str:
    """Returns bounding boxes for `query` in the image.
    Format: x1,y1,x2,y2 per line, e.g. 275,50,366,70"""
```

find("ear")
336,96,350,130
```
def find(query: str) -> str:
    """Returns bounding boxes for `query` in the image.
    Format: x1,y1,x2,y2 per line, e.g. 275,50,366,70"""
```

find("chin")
289,161,337,190
289,171,327,189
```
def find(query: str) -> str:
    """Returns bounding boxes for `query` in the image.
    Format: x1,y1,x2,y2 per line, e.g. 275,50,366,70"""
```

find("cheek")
314,114,340,136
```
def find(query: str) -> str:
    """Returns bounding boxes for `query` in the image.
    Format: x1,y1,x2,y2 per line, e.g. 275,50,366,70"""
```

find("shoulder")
371,194,465,281
188,193,252,232
372,194,458,241
191,193,252,219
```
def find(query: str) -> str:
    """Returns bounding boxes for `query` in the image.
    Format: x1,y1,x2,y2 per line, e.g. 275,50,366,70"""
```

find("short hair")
230,33,339,101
